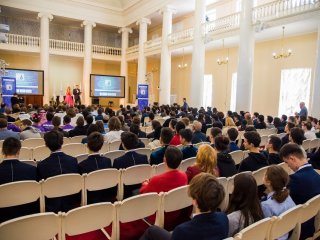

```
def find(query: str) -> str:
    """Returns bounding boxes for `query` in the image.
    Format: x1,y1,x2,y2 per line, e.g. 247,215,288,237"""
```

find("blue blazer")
37,152,79,213
229,142,240,152
181,145,198,160
171,212,228,240
0,129,20,140
0,159,38,223
150,146,168,165
191,131,207,144
78,154,111,174
113,151,148,169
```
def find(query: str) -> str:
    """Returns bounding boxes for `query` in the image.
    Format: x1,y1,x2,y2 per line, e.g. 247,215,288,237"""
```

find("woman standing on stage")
65,86,74,107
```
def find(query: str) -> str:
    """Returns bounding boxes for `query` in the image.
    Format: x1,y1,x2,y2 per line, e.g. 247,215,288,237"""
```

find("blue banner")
137,84,149,110
2,77,16,108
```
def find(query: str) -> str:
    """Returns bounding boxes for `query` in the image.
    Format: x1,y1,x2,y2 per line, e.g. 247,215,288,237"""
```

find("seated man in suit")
280,143,320,239
79,132,113,203
179,128,198,160
150,127,174,165
238,131,268,172
140,173,228,240
0,137,38,223
191,121,207,144
37,130,79,212
0,118,20,140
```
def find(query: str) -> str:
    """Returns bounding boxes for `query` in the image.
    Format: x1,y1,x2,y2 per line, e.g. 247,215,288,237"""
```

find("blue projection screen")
5,68,44,95
90,74,125,98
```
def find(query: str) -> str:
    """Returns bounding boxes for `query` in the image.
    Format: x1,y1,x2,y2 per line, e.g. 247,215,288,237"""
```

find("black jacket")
238,152,269,172
68,126,87,137
217,152,237,177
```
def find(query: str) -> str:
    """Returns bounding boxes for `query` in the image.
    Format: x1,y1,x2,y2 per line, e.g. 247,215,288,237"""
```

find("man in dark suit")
180,129,197,160
280,143,320,239
10,93,19,107
73,84,81,105
191,121,207,144
150,127,174,165
0,137,38,223
37,130,79,212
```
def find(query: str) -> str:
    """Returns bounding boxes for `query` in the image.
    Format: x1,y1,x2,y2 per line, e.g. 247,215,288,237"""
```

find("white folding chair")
83,169,120,204
32,145,50,161
119,164,153,200
158,118,165,126
227,171,252,194
230,150,244,165
139,138,150,146
302,139,311,151
104,150,125,166
179,157,196,172
133,148,152,161
75,153,89,163
21,138,45,148
69,135,86,143
62,203,116,240
309,139,320,152
100,142,109,154
63,137,71,145
253,166,269,186
260,135,269,149
217,177,228,211
269,205,302,240
153,163,166,176
116,193,161,240
234,217,272,240
40,174,84,212
278,162,294,175
19,147,33,160
109,140,121,152
62,143,86,156
301,194,320,240
0,212,61,240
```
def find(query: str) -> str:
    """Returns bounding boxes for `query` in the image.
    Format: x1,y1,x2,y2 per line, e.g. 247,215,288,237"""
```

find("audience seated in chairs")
170,121,185,146
19,119,41,140
81,123,99,144
179,128,198,160
118,124,145,150
227,127,240,152
209,127,222,148
62,115,74,132
0,137,38,223
215,136,237,178
104,116,123,144
147,120,161,139
191,121,207,144
265,135,282,165
0,118,20,140
140,173,228,240
37,130,79,213
150,127,174,165
41,111,54,132
52,116,68,137
67,116,86,137
281,122,295,147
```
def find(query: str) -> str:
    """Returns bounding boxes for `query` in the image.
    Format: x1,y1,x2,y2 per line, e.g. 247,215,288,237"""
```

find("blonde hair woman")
225,117,236,127
185,144,219,182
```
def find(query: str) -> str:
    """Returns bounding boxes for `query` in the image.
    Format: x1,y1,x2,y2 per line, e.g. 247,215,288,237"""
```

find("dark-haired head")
44,130,63,152
87,132,104,152
164,146,182,169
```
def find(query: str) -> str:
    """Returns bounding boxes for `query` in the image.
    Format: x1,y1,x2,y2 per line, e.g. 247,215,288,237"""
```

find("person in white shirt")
104,116,123,143
302,121,316,140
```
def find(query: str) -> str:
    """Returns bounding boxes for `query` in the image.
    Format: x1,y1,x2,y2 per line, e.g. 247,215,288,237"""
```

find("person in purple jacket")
62,115,74,131
31,113,45,132
41,112,54,132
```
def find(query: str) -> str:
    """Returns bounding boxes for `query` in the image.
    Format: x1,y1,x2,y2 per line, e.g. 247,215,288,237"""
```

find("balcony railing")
252,0,320,23
168,27,194,46
204,12,241,35
6,33,40,47
50,39,84,52
92,45,121,56
144,37,162,52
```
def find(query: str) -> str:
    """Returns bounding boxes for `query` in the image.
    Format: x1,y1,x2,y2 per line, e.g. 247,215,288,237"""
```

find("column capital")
37,12,53,21
136,18,151,26
81,20,96,28
118,27,133,34
159,6,177,15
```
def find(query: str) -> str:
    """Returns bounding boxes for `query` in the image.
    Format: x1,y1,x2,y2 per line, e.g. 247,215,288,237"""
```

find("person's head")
108,116,121,131
266,135,282,153
179,128,193,145
44,130,63,152
227,128,238,142
175,121,185,135
76,116,85,127
121,131,138,150
63,115,71,125
267,116,273,124
87,132,104,153
214,136,230,152
2,137,21,157
257,115,265,123
46,112,54,121
264,165,289,203
285,122,295,133
132,116,141,126
302,121,312,132
153,126,162,140
195,144,217,175
243,131,261,150
226,173,263,228
183,98,186,103
160,127,174,145
180,117,190,127
209,127,222,144
299,102,305,109
0,118,8,129
151,120,161,130
86,123,99,136
129,124,140,136
148,112,155,121
245,125,257,132
20,119,32,130
164,146,182,169
52,116,61,128
86,115,94,125
281,114,288,122
192,120,202,132
188,173,225,213
289,127,305,145
280,143,308,171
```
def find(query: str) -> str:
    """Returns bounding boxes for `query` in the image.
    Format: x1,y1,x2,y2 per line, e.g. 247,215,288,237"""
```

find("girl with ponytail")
262,165,296,240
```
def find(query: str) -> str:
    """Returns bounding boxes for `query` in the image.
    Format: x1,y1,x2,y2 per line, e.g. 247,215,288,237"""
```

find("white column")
159,6,176,105
136,18,151,85
310,24,320,118
82,20,96,106
38,12,53,105
190,0,206,108
118,27,132,105
235,0,254,112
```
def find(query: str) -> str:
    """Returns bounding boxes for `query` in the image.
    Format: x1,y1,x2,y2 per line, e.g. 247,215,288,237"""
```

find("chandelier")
178,48,188,69
272,26,292,59
217,39,229,65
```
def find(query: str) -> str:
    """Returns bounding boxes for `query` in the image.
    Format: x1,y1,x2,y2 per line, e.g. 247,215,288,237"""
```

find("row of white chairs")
227,194,320,240
0,186,193,240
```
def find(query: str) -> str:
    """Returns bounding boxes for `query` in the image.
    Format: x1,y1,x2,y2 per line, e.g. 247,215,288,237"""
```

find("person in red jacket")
140,146,188,193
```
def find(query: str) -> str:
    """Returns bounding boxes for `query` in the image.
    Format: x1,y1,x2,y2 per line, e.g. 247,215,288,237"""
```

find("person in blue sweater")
139,173,229,240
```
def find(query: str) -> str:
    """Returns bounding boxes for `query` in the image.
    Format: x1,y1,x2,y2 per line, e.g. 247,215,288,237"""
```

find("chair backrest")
69,135,86,143
227,171,252,194
253,166,269,186
269,205,302,240
32,145,50,161
206,127,212,137
19,147,33,160
302,139,311,151
217,177,228,211
62,202,115,240
158,118,165,126
116,193,161,239
278,133,287,139
242,150,249,160
100,142,109,154
84,169,120,204
0,140,4,149
20,160,37,167
309,138,320,151
109,140,121,152
0,212,60,240
0,181,41,210
153,162,166,176
104,150,126,165
21,138,45,148
133,148,152,161
278,162,294,175
75,153,89,163
230,150,244,165
300,194,320,224
259,135,269,148
194,142,210,148
139,138,150,146
62,143,87,156
63,137,71,145
234,217,272,240
40,174,84,212
179,157,196,172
